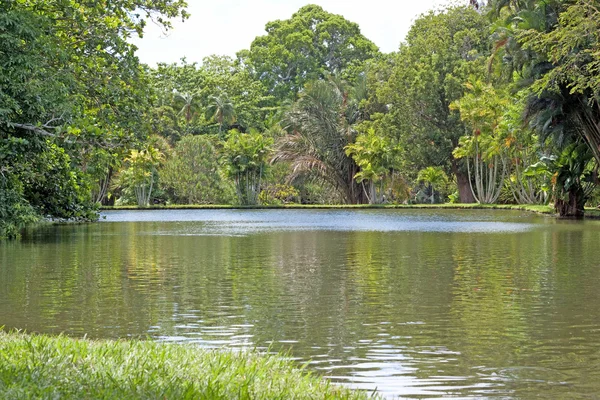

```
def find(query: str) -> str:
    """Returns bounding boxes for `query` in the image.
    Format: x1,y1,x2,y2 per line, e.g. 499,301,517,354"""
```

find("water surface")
2,209,600,399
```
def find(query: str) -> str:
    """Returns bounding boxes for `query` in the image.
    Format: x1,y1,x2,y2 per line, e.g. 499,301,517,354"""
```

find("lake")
2,209,600,398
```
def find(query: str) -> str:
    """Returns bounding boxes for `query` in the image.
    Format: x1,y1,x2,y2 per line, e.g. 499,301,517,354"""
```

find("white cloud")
131,0,464,66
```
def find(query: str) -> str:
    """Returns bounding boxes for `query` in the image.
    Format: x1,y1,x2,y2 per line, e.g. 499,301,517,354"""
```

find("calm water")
2,209,600,399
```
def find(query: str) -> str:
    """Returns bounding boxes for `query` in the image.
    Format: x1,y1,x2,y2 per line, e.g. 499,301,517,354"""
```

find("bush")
259,184,300,205
160,135,235,204
0,178,38,239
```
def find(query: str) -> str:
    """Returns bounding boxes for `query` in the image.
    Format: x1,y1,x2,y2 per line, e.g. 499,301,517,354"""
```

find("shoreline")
99,203,600,219
100,203,557,215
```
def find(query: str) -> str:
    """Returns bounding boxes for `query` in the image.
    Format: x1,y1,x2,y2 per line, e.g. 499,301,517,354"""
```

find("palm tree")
207,94,235,134
272,78,369,204
417,167,448,204
174,92,200,129
489,0,600,215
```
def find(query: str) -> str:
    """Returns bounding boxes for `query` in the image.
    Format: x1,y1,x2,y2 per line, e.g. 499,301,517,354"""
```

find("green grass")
0,332,376,400
584,207,600,218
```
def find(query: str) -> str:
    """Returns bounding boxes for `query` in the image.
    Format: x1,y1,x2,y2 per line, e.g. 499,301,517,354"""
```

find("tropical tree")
520,1,600,161
174,91,201,129
377,6,491,203
526,142,597,218
117,145,164,207
222,130,273,205
147,101,183,145
207,94,236,134
84,148,124,205
499,93,549,204
345,127,399,204
488,0,600,215
151,57,271,136
273,78,370,204
160,135,234,204
417,167,449,204
200,56,273,131
240,4,379,101
0,0,188,237
150,61,204,138
451,80,509,204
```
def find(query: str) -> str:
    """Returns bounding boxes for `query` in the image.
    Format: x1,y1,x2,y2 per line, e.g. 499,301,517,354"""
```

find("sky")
131,0,465,66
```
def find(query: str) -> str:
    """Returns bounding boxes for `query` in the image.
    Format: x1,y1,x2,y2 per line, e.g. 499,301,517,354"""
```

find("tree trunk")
356,181,370,204
347,166,370,204
555,189,585,218
95,167,112,204
452,158,475,203
370,181,377,204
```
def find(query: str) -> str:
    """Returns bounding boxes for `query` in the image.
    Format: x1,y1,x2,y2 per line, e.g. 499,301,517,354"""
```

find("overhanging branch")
9,123,56,137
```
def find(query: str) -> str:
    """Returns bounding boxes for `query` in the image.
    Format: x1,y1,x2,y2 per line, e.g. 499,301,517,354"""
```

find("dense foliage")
239,5,379,101
0,0,188,237
3,0,600,237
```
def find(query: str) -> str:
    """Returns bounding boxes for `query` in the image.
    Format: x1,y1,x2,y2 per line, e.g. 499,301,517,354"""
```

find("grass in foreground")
0,332,375,400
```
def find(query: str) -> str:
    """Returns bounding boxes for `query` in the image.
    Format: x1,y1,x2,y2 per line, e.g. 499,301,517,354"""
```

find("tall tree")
377,6,490,203
489,0,600,216
0,0,188,237
207,94,236,135
174,91,201,129
239,4,379,101
273,78,371,204
151,56,271,135
417,167,449,204
451,80,509,204
345,127,400,204
118,145,165,207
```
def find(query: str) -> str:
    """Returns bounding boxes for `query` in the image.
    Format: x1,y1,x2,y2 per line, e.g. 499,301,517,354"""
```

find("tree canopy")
0,0,188,237
376,6,490,202
240,5,379,101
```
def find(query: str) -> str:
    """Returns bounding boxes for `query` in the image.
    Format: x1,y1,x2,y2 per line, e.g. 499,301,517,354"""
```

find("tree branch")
9,123,56,137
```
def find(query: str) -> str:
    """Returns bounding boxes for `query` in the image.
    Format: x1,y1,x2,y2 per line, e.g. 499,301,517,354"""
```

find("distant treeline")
2,0,600,237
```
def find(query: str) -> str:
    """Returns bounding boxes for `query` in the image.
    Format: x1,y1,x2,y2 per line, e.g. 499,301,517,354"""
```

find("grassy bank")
101,203,556,214
0,332,374,400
